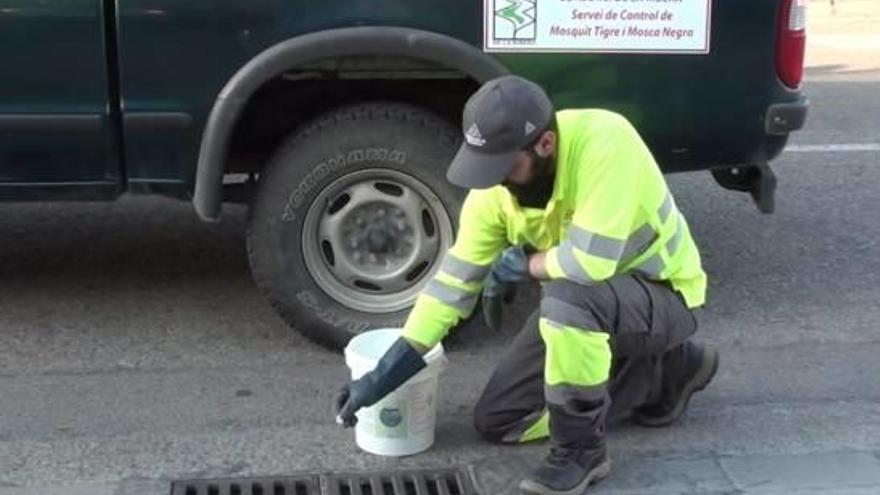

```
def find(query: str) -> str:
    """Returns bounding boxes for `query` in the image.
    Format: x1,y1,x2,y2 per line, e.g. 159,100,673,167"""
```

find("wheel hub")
342,203,414,272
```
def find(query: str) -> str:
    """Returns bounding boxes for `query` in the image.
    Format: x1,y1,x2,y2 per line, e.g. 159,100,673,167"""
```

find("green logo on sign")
494,0,537,42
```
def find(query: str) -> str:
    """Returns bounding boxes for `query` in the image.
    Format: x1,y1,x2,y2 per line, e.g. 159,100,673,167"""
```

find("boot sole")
518,458,612,495
634,347,719,427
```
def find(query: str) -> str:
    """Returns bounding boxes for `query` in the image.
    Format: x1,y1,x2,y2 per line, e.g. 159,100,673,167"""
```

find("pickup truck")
0,0,809,350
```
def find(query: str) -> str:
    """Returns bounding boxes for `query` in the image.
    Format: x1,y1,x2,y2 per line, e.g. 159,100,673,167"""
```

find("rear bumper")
765,97,809,135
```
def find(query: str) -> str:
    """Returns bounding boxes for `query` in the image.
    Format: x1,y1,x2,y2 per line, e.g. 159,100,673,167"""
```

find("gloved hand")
482,246,532,331
335,337,426,427
490,246,531,283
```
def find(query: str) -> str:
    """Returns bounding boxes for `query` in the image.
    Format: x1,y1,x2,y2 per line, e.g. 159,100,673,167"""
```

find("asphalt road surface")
2,13,879,495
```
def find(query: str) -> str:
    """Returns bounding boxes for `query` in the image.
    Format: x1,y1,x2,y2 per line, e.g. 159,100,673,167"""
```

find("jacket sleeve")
544,114,651,284
402,189,509,349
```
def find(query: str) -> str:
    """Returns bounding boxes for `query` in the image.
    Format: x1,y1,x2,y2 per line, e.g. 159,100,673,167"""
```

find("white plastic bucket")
344,328,447,456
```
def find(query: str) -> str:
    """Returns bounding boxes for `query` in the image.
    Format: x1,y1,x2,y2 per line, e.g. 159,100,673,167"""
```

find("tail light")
776,0,807,88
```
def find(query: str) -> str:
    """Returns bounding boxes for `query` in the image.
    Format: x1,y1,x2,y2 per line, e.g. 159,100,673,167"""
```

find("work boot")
519,446,611,495
633,342,719,427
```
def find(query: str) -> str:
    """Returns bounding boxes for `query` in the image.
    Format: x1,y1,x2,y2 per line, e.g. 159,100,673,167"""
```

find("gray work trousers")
473,274,699,444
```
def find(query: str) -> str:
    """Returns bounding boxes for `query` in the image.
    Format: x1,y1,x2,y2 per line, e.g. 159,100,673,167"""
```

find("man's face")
501,130,557,208
504,130,557,185
506,150,541,185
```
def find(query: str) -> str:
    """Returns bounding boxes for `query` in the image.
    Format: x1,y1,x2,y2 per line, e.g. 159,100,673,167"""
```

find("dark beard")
505,152,556,209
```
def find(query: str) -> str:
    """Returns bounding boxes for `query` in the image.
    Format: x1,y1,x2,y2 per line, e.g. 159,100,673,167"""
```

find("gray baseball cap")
447,75,554,189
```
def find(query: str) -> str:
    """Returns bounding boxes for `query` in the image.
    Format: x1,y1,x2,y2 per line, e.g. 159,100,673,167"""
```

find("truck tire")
247,103,464,351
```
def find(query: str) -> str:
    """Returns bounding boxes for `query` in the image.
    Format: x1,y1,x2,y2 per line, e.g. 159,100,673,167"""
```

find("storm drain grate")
171,467,479,495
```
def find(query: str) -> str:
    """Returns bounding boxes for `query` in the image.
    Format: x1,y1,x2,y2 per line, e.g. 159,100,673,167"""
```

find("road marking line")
786,143,880,152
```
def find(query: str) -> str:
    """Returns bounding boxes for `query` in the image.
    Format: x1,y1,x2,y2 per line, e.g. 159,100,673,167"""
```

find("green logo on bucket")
379,407,403,428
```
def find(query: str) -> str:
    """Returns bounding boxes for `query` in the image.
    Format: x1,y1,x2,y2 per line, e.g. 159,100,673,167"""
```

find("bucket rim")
345,328,444,368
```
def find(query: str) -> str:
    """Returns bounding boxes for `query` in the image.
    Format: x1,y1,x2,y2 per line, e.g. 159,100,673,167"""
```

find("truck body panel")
0,0,804,195
0,0,120,197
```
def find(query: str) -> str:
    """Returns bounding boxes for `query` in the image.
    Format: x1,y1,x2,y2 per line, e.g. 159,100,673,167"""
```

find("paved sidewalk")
806,0,880,79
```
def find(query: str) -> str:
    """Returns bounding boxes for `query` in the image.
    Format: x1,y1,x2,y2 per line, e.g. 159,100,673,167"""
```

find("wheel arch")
193,26,509,222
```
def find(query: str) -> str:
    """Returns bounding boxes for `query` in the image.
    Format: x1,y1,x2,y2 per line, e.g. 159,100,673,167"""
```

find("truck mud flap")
711,164,777,214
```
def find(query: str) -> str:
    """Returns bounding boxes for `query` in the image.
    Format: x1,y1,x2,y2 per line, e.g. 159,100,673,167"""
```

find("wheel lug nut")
369,253,377,263
378,208,386,217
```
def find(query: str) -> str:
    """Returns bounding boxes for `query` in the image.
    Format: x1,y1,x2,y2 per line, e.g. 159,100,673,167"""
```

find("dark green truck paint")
1,0,805,198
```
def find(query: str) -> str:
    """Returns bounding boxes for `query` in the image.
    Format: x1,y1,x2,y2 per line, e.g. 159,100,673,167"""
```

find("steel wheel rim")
301,168,454,314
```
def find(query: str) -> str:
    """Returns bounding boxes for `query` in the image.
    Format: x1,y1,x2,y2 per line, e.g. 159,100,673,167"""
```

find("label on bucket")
376,404,408,438
360,383,435,439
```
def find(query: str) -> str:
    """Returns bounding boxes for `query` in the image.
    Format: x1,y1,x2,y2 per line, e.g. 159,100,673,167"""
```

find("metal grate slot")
426,478,441,495
446,473,462,495
414,475,431,495
335,477,378,495
435,473,460,495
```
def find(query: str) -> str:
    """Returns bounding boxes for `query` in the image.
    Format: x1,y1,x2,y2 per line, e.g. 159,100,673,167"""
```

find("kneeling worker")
335,75,719,495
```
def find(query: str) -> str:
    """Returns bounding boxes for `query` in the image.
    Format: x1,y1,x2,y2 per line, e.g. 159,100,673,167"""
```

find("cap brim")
446,143,518,189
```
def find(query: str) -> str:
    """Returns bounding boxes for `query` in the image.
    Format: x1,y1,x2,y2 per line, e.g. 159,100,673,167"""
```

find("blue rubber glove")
335,338,426,427
491,246,531,284
482,246,531,330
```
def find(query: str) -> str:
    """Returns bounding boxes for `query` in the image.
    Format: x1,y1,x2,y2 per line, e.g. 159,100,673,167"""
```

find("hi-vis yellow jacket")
403,109,707,349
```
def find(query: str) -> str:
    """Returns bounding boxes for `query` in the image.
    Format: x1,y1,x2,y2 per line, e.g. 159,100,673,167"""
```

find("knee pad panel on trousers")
612,276,697,356
472,399,501,442
541,279,617,332
472,400,519,443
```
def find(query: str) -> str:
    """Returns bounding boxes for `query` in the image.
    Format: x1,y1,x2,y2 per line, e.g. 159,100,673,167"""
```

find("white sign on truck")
485,0,712,54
